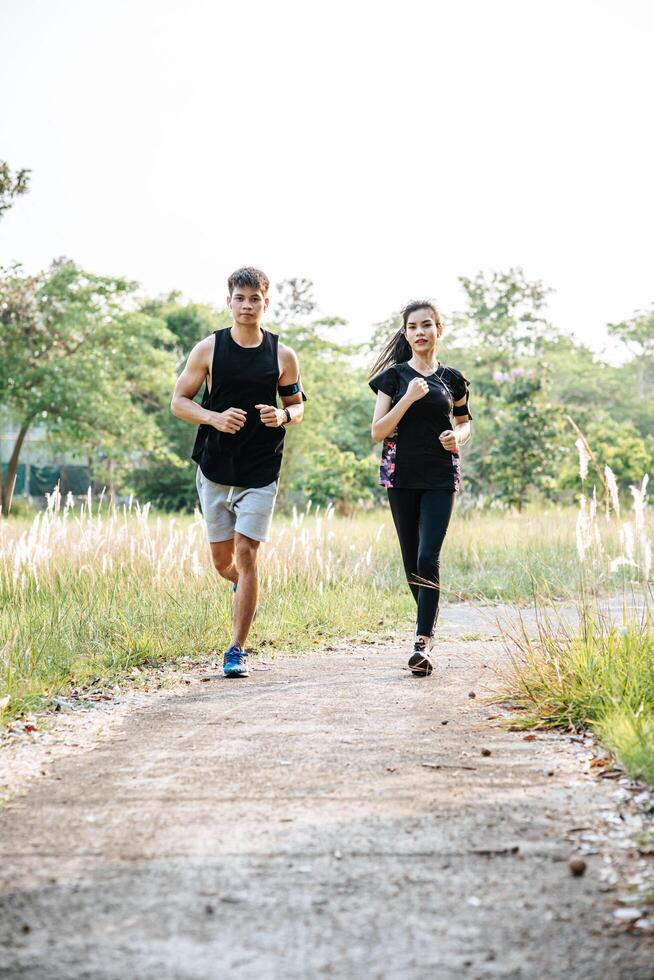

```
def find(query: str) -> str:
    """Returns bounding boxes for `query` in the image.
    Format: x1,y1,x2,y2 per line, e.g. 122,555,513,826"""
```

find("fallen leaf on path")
589,757,613,768
522,734,537,742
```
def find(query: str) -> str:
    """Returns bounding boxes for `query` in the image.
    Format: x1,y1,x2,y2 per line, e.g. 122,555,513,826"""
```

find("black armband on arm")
453,401,472,419
278,380,307,401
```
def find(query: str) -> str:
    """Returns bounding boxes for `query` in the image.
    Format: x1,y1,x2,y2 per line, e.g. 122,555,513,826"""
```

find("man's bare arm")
170,338,247,434
279,345,305,425
256,344,305,428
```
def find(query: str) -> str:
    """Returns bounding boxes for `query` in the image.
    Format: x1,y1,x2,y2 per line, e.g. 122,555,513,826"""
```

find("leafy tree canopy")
0,259,179,511
0,161,30,220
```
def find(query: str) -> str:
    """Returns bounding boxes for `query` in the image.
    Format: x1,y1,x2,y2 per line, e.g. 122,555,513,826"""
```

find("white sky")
1,0,653,360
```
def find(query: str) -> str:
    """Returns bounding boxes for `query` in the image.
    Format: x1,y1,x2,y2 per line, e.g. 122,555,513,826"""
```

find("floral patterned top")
369,362,472,490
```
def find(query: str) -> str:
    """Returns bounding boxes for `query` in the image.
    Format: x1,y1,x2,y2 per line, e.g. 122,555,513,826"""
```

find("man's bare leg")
209,540,238,585
232,532,260,647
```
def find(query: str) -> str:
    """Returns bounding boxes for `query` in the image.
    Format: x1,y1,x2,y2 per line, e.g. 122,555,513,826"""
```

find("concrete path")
1,617,653,979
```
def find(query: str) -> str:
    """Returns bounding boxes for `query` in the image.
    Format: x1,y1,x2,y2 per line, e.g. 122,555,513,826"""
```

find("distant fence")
1,464,91,497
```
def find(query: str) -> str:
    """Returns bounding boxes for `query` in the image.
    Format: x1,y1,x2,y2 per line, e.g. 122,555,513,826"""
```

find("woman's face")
404,308,441,355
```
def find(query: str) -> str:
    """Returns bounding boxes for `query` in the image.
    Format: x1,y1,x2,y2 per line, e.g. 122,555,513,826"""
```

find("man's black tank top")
192,328,284,488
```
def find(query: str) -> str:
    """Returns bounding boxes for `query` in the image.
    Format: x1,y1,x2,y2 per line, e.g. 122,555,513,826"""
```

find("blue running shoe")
223,642,249,678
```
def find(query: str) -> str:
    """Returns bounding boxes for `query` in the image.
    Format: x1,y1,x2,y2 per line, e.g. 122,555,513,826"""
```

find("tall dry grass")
0,479,634,727
1,488,417,719
506,432,654,784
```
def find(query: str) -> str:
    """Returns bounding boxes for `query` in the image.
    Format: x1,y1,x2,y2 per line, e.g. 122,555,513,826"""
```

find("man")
171,267,306,677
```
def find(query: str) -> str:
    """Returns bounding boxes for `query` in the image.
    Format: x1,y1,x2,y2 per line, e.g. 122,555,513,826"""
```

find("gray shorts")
196,468,278,543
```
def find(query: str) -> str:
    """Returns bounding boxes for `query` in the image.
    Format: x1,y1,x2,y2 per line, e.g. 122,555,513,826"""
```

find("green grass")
506,598,654,784
0,499,637,736
444,505,606,601
1,503,415,721
595,707,654,785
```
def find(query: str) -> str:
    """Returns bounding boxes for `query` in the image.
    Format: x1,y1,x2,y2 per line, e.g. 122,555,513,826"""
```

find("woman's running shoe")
408,637,433,676
223,642,249,678
415,629,435,650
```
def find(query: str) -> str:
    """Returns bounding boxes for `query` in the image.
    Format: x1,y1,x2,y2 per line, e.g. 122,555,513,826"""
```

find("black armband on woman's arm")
453,401,472,419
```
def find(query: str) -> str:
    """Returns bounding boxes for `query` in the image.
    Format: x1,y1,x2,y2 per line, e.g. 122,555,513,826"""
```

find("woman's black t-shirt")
369,362,472,491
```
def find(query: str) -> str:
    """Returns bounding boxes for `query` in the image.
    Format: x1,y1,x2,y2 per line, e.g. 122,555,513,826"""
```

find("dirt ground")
1,604,653,980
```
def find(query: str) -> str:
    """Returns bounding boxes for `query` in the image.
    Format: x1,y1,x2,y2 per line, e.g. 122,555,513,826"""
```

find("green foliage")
581,418,654,488
127,296,230,510
3,260,654,514
140,292,230,361
509,602,654,785
274,278,317,325
269,314,380,510
457,266,552,356
608,304,654,359
485,370,563,509
0,160,30,219
295,450,379,511
0,260,179,510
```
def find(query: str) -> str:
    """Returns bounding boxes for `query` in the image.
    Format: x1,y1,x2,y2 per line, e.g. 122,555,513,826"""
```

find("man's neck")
230,321,264,348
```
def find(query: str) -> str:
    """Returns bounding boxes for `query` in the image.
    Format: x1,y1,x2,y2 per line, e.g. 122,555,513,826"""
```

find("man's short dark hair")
228,267,270,296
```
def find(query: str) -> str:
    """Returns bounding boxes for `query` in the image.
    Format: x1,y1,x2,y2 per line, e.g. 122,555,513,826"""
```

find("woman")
369,300,472,676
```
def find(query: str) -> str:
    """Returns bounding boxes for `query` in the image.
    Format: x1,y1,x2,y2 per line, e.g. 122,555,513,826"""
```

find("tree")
270,311,385,508
295,449,378,513
129,297,230,510
557,416,654,494
274,278,317,325
457,267,553,357
608,305,654,360
608,305,654,403
0,259,178,513
486,369,563,510
0,161,30,220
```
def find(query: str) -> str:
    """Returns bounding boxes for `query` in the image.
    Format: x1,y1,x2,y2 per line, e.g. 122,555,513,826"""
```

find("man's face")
228,285,269,326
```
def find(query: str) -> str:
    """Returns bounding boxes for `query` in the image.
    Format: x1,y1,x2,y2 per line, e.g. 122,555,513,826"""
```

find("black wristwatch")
281,408,292,426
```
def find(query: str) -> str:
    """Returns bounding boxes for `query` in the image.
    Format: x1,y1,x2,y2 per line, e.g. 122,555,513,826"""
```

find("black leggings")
387,488,455,637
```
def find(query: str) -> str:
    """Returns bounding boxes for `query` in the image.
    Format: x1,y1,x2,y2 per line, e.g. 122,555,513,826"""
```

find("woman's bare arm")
371,378,429,442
